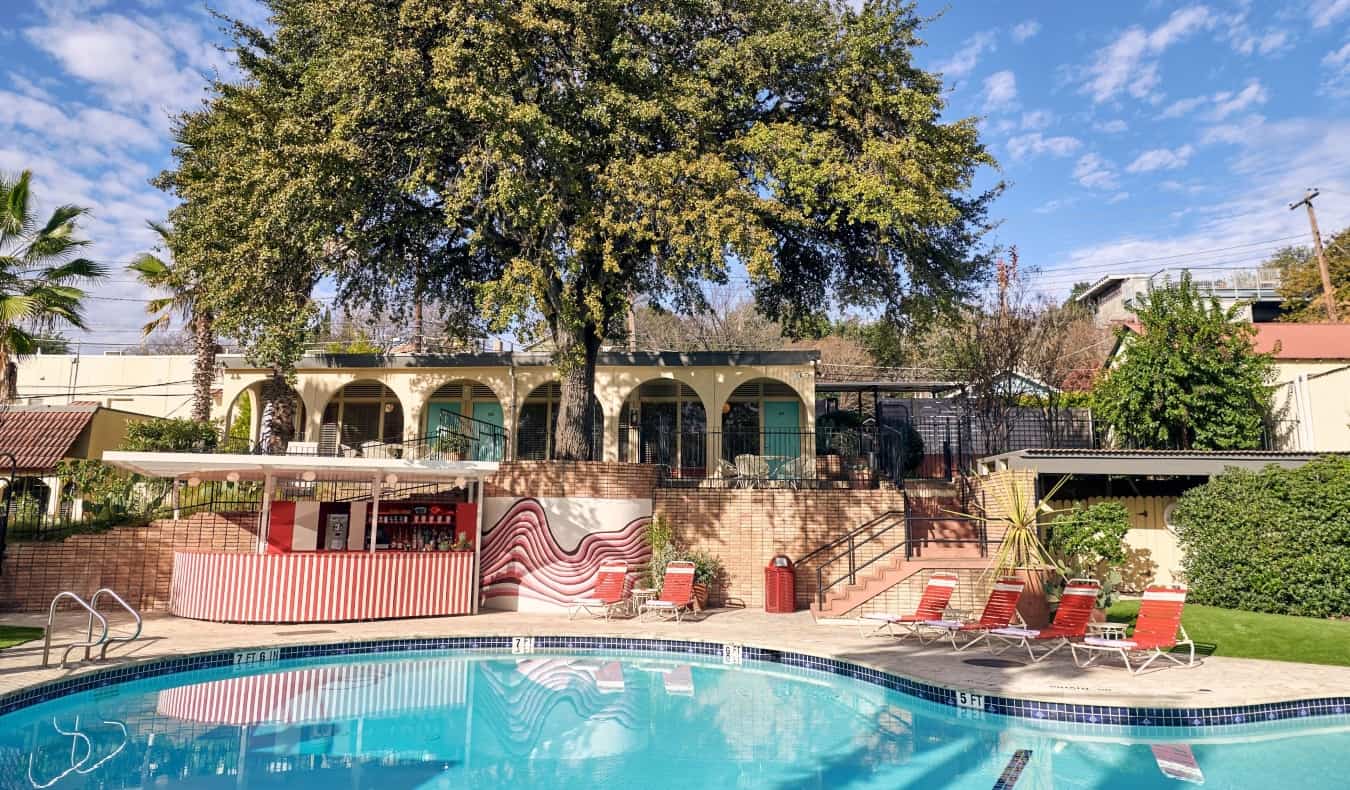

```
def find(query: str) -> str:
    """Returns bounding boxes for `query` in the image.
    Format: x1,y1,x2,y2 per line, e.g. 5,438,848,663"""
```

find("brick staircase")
806,480,988,619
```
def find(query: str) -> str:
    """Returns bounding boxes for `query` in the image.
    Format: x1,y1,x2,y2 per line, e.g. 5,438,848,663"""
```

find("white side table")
631,587,658,617
1086,622,1129,640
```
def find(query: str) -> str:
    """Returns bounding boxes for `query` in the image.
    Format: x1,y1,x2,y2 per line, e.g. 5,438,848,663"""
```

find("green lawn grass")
0,625,44,650
1106,600,1350,667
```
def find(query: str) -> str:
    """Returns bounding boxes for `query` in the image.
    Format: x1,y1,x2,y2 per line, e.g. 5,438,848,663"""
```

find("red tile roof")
1252,324,1350,360
0,404,99,473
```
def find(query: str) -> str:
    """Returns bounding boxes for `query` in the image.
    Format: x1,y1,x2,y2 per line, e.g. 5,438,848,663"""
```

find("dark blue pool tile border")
4,635,1350,733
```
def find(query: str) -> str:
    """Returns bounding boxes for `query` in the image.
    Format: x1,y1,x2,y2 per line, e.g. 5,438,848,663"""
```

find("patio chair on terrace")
568,561,629,621
859,572,960,638
1069,585,1195,674
917,577,1026,651
639,561,697,622
986,578,1101,662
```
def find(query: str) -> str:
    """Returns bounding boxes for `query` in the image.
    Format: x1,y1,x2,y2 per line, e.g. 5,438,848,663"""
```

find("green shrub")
1046,501,1131,607
1172,456,1350,617
122,418,219,452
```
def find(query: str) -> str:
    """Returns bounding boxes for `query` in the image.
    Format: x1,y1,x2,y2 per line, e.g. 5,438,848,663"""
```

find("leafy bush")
121,418,219,452
1046,502,1131,607
1172,456,1350,617
892,421,925,474
645,514,726,589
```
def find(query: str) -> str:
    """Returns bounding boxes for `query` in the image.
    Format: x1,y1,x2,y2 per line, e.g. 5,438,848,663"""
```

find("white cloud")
1006,132,1082,159
1080,6,1216,103
1159,80,1268,121
1107,192,1131,204
1093,119,1128,133
1011,20,1041,43
1034,198,1073,214
1323,41,1350,97
936,30,997,80
982,70,1017,112
1199,114,1267,145
1073,153,1119,190
1055,117,1350,286
1020,110,1053,130
1125,145,1195,172
1311,0,1350,29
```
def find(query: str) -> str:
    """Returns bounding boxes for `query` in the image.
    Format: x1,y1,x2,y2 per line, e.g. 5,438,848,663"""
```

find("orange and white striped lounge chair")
568,560,629,621
858,572,960,637
919,577,1026,651
639,561,697,622
1070,585,1196,674
986,578,1101,662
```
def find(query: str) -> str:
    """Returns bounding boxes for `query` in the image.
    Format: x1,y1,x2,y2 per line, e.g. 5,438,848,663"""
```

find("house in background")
1256,324,1350,452
0,403,150,520
1076,266,1285,326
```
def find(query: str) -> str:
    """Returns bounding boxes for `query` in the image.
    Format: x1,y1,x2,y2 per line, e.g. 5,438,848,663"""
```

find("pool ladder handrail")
84,588,142,662
42,592,107,668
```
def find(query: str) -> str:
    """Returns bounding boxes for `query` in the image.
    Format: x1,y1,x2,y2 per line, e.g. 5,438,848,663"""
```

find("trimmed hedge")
1173,456,1350,618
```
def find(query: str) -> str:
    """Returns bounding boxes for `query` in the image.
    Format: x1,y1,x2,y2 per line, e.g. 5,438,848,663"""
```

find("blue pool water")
3,649,1350,789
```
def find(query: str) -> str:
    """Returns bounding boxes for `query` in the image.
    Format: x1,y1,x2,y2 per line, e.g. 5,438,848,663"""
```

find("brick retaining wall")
654,486,907,609
0,512,259,614
484,461,659,499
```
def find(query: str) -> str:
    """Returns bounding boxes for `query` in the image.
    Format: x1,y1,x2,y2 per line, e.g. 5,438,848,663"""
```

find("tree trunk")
190,311,216,423
552,321,602,461
0,347,14,402
259,370,296,453
411,273,425,354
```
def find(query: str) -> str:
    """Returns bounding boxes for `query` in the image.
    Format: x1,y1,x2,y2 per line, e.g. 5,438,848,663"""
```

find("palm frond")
0,294,39,324
37,204,89,237
39,257,107,283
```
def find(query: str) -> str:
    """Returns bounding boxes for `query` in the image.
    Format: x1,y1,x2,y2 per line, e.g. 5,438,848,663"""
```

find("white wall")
15,354,198,418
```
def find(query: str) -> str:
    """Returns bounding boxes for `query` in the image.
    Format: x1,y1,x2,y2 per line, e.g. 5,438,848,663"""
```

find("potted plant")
644,516,725,611
948,475,1073,628
685,549,727,610
435,431,472,461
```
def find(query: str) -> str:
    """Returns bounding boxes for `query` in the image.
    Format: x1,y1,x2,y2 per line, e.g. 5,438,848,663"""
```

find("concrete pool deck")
4,607,1350,711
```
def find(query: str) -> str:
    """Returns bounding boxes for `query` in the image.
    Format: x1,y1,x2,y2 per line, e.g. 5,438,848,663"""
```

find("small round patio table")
631,587,659,617
1086,622,1129,640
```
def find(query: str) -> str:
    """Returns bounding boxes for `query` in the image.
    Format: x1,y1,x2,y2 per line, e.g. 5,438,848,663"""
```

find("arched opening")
320,380,404,452
8,476,52,527
619,379,707,477
516,382,602,461
222,387,259,451
424,379,506,461
721,378,809,479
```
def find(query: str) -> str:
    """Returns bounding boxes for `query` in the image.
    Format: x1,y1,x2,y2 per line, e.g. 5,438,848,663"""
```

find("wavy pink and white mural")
480,496,651,611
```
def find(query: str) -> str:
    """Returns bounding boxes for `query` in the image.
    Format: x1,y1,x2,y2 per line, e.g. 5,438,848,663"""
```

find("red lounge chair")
919,577,1026,651
858,572,960,637
987,578,1101,662
639,561,697,622
568,561,629,621
1070,585,1196,674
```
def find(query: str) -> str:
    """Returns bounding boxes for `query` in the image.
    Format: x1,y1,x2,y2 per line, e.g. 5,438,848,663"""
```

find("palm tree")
0,170,106,400
128,221,216,423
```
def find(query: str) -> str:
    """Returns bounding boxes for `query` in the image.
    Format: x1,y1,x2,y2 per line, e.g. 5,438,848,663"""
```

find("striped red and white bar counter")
170,550,477,623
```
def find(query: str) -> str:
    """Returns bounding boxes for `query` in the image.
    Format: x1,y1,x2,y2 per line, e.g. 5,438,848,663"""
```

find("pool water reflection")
3,649,1350,788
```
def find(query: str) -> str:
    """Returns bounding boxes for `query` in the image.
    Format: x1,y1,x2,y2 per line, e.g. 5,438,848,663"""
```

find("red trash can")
765,555,796,613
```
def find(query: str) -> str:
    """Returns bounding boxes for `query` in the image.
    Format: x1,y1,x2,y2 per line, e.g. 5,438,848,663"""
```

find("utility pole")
1289,188,1339,322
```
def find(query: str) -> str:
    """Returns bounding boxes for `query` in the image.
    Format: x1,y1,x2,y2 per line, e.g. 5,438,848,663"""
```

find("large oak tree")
160,0,998,459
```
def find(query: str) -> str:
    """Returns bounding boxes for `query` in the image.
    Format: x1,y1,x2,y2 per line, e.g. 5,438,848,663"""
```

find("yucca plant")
947,475,1073,579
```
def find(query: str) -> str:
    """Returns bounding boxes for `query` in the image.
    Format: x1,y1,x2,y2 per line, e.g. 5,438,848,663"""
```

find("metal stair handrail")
42,592,107,668
85,589,142,662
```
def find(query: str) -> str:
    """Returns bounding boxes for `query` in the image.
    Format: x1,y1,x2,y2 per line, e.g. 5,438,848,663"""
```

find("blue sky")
3,0,1349,346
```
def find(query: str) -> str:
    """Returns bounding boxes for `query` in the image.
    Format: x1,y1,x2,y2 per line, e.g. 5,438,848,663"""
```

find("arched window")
516,382,603,460
321,380,403,449
619,380,706,477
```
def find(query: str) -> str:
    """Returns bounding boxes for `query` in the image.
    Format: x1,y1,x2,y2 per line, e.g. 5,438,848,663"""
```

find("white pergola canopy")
102,451,499,483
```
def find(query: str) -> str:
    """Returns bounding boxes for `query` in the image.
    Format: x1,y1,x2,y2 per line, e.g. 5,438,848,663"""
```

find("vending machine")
325,512,350,551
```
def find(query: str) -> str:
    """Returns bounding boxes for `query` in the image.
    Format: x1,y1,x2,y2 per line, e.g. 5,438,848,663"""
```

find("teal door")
763,400,801,476
472,402,505,461
425,402,462,436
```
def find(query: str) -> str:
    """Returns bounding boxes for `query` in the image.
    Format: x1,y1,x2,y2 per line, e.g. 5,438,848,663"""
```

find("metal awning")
102,451,499,482
976,448,1341,477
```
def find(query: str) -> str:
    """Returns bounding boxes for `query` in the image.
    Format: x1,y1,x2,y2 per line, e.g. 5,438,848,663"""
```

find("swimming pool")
5,643,1350,788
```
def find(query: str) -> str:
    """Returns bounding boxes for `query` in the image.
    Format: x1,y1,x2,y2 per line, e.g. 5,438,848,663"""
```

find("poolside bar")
103,451,497,624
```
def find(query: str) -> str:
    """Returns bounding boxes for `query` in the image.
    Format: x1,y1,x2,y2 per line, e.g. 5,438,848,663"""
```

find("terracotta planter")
692,582,709,611
848,468,874,490
1090,607,1107,624
818,455,845,480
1014,567,1051,629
